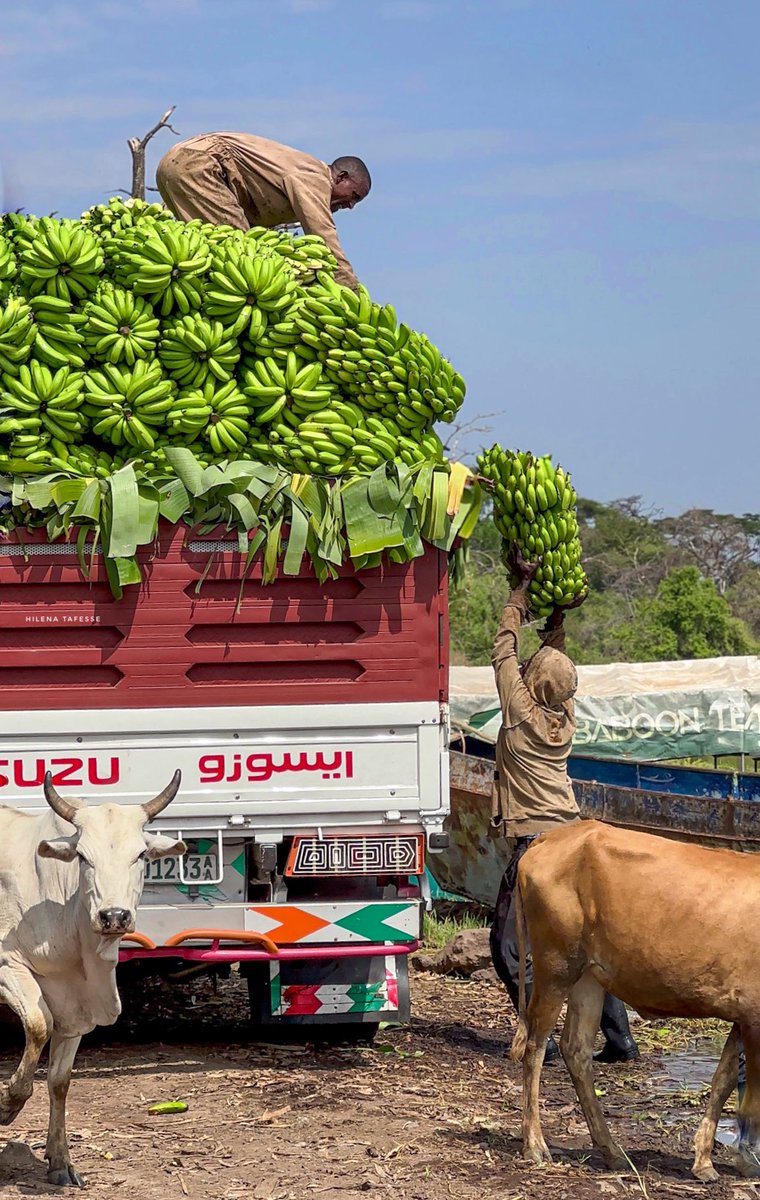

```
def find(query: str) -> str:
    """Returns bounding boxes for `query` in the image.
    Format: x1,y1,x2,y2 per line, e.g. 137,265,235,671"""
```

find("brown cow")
510,820,756,1182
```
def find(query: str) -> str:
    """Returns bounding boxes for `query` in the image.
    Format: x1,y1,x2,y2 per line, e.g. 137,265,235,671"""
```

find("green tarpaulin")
450,657,760,761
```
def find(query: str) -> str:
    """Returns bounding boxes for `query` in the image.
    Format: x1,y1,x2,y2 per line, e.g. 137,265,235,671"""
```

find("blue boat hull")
432,744,760,908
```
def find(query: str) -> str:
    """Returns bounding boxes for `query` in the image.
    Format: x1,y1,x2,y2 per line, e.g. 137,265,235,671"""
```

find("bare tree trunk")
127,106,179,200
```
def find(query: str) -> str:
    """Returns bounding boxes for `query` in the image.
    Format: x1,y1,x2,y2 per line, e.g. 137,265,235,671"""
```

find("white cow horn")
142,770,182,821
43,772,83,825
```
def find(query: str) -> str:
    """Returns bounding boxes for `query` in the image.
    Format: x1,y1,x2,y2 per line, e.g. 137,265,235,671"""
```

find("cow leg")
522,983,566,1164
45,1031,83,1188
735,1027,760,1178
692,1023,740,1183
0,962,53,1123
560,973,627,1171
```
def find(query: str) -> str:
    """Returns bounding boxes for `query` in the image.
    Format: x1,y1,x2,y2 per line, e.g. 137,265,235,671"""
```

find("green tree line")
450,497,760,665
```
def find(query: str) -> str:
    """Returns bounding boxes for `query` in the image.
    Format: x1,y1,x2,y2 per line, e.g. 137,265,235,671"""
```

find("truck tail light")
285,834,424,878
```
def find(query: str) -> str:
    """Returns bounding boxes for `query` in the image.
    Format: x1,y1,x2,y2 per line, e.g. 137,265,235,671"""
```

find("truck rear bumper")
118,938,419,965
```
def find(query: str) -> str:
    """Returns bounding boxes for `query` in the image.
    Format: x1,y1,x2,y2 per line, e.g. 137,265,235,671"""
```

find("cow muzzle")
97,908,134,935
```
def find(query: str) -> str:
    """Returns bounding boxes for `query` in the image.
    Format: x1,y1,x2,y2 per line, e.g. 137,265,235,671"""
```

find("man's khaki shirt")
491,598,579,838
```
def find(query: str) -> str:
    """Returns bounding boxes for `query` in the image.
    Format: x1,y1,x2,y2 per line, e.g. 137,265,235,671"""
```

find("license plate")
144,854,218,885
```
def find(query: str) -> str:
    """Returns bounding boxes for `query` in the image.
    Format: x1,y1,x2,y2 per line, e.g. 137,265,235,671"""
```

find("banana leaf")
158,478,190,523
367,464,401,516
263,515,284,584
0,450,482,597
283,502,309,576
71,479,102,523
50,478,90,507
105,466,141,560
164,448,205,497
226,492,259,531
342,477,406,556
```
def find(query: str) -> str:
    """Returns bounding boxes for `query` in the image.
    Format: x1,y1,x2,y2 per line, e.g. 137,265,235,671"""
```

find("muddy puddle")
652,1037,741,1147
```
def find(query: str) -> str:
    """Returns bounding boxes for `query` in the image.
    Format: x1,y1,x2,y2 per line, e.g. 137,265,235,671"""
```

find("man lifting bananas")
156,132,371,290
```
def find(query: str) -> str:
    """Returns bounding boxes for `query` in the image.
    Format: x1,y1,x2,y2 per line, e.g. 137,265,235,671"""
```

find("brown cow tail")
510,880,529,1063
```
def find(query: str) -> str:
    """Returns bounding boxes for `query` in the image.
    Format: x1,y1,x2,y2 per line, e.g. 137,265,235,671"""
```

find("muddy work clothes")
490,597,580,839
156,132,359,289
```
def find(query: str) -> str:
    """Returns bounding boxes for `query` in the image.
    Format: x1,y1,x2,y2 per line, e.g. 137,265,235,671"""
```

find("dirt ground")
0,966,750,1200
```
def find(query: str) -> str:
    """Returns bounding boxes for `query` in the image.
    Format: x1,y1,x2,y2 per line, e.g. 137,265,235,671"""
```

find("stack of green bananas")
206,246,297,341
84,285,160,365
0,201,466,482
81,197,175,242
29,296,87,370
65,444,119,479
83,360,174,450
0,362,86,457
15,218,104,302
0,235,16,299
158,314,240,386
111,223,211,316
293,279,464,429
0,296,36,374
477,444,587,617
167,379,253,455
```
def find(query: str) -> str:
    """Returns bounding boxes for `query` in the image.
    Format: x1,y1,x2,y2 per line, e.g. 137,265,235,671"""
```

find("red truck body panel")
0,527,450,711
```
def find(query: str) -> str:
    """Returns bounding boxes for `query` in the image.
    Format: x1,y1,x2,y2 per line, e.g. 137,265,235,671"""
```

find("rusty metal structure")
433,741,760,908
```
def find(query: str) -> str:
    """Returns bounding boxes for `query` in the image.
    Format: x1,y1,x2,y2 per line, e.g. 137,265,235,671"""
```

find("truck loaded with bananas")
0,198,483,583
0,197,587,1043
477,443,588,618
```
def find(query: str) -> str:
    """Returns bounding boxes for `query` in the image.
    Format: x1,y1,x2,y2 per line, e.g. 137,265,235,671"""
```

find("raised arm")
282,174,359,289
538,586,589,653
492,553,537,724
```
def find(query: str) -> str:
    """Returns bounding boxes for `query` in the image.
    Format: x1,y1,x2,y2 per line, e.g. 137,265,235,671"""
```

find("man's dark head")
329,156,371,212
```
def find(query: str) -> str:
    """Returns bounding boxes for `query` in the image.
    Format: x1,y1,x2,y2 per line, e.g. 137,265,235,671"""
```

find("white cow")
0,770,185,1187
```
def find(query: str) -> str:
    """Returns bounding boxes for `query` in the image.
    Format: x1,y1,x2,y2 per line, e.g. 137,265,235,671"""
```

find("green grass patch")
422,905,488,949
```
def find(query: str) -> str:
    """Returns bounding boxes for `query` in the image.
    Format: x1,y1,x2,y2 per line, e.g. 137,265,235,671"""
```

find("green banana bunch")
1,212,38,251
1,361,86,443
111,223,212,316
64,443,117,478
0,296,36,375
396,429,444,469
177,379,254,456
16,217,104,302
167,379,253,454
0,427,72,473
240,349,336,426
184,220,246,254
0,235,16,299
80,197,174,242
82,359,175,450
83,284,160,365
29,295,87,370
478,444,587,617
159,314,240,387
206,248,296,341
274,233,338,286
129,435,213,478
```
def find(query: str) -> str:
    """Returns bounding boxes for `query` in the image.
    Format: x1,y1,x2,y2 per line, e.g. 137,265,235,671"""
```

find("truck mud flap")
244,954,410,1026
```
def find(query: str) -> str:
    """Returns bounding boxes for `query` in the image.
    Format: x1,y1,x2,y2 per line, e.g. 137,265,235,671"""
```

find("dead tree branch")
441,410,501,461
127,105,179,200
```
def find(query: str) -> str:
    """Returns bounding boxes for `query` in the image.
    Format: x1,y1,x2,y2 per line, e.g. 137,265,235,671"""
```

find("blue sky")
1,0,758,516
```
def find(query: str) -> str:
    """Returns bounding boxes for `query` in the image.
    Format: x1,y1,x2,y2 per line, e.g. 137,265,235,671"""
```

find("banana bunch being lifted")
0,199,466,481
477,444,588,618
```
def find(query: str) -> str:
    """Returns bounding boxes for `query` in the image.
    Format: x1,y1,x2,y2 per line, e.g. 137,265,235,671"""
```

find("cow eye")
135,850,148,863
77,851,91,867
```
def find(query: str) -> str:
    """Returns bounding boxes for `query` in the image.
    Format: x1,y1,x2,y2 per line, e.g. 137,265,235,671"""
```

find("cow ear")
143,833,187,861
38,836,79,862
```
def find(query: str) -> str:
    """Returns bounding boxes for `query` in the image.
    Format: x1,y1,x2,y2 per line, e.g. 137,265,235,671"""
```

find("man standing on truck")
156,132,371,289
489,554,640,1065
